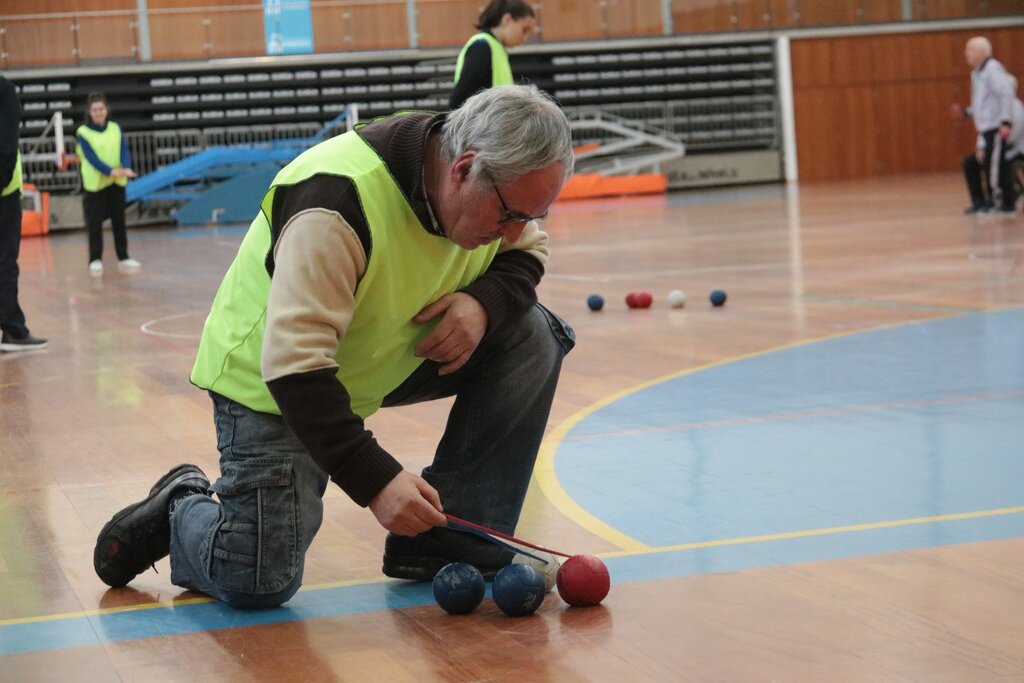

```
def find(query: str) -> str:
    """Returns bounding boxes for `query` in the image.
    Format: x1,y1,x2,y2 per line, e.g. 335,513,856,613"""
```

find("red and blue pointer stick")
443,513,572,561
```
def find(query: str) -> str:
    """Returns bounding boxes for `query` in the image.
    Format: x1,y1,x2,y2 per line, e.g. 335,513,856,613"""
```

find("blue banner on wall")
264,0,314,55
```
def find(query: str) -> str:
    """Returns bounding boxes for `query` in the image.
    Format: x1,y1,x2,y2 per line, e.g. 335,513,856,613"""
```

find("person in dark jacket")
0,74,47,352
449,0,537,110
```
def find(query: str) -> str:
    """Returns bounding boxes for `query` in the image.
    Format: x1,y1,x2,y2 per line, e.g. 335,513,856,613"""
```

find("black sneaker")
0,332,47,352
382,526,515,581
94,464,210,588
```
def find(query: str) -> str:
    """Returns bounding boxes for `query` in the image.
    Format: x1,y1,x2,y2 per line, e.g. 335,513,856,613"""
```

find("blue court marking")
2,506,1019,656
556,308,1024,548
2,309,1022,656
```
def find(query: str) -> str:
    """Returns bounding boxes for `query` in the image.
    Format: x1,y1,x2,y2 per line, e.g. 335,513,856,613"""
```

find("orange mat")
557,172,668,201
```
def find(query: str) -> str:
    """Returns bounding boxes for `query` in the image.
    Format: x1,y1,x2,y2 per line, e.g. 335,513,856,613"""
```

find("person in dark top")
93,86,577,609
449,0,537,110
0,74,47,352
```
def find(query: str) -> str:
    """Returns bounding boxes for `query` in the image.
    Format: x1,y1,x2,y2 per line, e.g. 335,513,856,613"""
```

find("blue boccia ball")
587,294,605,312
492,563,547,617
432,562,485,615
709,289,728,307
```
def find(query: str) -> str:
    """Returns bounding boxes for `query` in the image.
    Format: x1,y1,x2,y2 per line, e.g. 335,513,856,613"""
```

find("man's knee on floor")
218,578,302,610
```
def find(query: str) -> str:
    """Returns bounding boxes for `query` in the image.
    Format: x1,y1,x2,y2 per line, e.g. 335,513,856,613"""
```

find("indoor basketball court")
1,2,1023,681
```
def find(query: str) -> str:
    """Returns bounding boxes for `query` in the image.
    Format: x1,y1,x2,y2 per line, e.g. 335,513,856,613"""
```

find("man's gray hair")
441,85,575,184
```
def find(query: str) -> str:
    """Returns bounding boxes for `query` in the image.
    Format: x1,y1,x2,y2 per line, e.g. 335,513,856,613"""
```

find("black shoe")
383,526,515,581
0,332,47,352
995,204,1017,214
94,464,210,588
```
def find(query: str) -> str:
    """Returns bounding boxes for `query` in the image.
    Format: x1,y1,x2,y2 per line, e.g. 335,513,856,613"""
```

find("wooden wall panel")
789,38,831,87
2,17,78,67
148,12,211,61
791,26,1024,182
416,0,478,49
861,0,902,23
206,9,264,58
984,0,1024,16
671,0,737,34
343,4,409,51
796,1,865,27
605,0,664,38
2,0,134,14
734,0,772,31
914,0,973,19
75,15,137,62
149,0,255,7
793,86,876,181
538,0,605,42
768,0,800,28
313,5,409,52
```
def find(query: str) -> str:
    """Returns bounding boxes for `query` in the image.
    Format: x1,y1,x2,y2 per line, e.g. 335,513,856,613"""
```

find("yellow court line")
535,331,890,551
533,307,1021,551
2,507,1021,629
596,505,1024,558
0,576,386,628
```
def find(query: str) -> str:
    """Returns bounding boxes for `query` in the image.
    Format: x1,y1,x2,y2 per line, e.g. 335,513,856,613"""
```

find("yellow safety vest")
454,32,514,88
191,118,501,417
76,122,127,192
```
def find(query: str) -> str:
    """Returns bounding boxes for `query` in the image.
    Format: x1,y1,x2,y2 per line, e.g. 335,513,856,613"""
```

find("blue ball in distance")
587,294,605,311
709,289,728,307
433,562,485,615
492,563,547,617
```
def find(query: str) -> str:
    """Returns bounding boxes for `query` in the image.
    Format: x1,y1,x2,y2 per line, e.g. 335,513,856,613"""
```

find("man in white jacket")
956,37,1016,213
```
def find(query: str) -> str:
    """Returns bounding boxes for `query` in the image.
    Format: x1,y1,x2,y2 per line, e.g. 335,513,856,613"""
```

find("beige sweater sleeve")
262,208,367,383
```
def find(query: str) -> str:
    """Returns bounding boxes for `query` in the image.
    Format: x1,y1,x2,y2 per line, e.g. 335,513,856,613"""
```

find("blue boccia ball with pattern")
710,289,728,307
492,563,547,617
432,562,485,615
587,294,605,312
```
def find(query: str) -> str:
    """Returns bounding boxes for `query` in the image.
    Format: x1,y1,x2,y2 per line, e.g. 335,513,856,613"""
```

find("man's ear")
450,151,477,188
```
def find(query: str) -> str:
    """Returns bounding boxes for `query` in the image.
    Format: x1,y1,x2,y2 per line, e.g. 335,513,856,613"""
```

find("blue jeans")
170,303,574,608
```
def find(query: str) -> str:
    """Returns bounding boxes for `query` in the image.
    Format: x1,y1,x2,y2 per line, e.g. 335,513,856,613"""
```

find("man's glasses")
491,180,548,225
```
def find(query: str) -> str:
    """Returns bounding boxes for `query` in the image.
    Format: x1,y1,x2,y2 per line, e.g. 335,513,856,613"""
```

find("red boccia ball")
625,291,638,308
634,290,653,308
556,554,610,607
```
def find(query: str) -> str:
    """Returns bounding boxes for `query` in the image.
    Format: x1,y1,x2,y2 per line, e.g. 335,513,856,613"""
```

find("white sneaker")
118,258,141,273
89,260,103,276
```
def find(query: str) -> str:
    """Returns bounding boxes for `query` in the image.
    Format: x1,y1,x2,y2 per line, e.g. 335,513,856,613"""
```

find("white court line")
139,311,204,339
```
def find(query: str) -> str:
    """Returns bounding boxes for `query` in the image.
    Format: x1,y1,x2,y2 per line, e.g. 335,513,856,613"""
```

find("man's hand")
368,470,446,536
950,103,964,119
413,292,487,375
999,123,1011,140
111,167,138,179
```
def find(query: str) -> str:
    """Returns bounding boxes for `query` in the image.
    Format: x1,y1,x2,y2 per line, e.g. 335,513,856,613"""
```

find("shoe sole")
94,465,209,588
0,343,48,351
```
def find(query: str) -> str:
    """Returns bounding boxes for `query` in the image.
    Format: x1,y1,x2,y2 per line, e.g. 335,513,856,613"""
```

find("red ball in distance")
556,554,610,607
634,290,653,308
625,291,638,308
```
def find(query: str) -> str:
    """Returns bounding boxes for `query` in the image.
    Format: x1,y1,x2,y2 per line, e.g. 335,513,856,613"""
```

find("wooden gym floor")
1,173,1022,682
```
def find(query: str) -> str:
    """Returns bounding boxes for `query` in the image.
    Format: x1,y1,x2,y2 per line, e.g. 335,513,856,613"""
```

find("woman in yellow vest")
448,0,537,110
76,92,140,276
